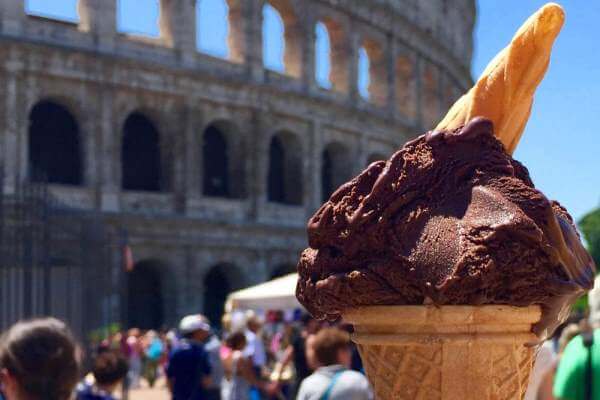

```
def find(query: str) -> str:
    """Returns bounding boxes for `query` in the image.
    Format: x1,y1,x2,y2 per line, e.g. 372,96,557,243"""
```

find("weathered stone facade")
0,0,475,328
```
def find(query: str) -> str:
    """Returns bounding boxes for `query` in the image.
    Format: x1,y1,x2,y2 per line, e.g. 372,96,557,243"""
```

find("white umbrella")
225,273,303,311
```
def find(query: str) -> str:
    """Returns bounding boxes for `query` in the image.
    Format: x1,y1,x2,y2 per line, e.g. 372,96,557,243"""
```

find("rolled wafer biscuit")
436,3,564,154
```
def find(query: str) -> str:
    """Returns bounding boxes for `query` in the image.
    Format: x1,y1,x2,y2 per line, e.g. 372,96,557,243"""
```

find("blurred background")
0,0,598,399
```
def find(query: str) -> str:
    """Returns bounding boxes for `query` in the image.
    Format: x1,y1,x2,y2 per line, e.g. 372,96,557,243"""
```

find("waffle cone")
343,305,541,400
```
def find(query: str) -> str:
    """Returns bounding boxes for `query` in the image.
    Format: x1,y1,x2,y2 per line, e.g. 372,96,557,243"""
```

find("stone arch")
422,62,440,129
360,38,387,106
28,100,83,185
203,263,246,328
267,131,303,205
263,0,302,78
121,111,163,192
270,263,296,280
196,0,230,58
201,119,246,198
366,152,386,165
321,141,351,201
126,259,171,329
314,21,331,89
396,55,416,119
320,17,348,93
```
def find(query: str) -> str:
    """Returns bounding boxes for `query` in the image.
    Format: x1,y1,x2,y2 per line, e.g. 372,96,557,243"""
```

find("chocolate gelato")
296,117,595,337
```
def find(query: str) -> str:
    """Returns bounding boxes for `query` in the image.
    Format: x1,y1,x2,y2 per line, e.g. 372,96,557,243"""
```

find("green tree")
580,207,600,269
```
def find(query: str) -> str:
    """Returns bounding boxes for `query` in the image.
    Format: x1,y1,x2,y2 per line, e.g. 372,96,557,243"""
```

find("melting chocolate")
296,117,595,338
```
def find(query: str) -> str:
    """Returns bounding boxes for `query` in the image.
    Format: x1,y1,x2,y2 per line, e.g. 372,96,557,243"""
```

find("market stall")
225,273,302,312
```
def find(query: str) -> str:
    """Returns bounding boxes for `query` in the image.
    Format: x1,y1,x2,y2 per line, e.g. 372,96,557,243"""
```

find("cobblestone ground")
123,377,170,400
129,386,170,400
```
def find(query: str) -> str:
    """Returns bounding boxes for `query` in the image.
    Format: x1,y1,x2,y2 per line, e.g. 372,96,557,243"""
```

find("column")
99,86,119,211
244,0,264,82
0,0,25,36
303,10,317,93
183,103,202,210
248,110,265,220
347,23,360,103
307,119,322,213
3,56,23,194
415,56,424,130
159,0,196,65
171,106,188,213
77,0,117,51
387,36,398,119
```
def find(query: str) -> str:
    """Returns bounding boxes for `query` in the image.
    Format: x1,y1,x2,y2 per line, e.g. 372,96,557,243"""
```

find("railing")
0,170,123,344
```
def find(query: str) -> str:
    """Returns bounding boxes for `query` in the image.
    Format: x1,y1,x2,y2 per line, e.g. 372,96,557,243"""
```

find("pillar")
303,11,316,93
77,0,117,51
387,36,397,118
159,0,196,65
244,0,264,82
0,0,25,36
347,23,360,103
307,119,322,213
99,86,119,211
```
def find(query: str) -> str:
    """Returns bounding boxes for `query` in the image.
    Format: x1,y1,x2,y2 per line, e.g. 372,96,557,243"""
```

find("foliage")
579,207,600,270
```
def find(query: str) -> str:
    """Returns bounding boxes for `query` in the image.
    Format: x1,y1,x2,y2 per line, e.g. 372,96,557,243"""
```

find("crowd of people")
0,309,373,400
104,310,372,400
1,295,600,400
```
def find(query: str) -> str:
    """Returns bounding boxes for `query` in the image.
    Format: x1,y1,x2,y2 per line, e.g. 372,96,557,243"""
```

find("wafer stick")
436,3,564,154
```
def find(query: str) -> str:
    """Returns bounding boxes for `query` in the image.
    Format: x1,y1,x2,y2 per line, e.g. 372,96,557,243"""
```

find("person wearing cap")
166,315,213,400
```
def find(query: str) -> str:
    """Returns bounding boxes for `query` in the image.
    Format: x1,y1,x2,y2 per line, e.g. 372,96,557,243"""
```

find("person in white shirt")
243,312,267,370
297,327,373,400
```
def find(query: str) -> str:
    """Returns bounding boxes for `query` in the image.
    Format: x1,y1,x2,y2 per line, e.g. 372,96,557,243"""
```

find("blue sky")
25,0,600,221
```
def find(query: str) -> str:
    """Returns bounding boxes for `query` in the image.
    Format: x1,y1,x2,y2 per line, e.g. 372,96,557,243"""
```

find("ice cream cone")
343,305,541,400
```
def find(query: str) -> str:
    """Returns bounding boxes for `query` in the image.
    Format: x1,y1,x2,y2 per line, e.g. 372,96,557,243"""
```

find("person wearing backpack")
296,327,372,400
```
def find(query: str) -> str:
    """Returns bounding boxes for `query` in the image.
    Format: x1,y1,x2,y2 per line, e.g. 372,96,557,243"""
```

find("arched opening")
25,0,78,22
262,3,285,73
203,124,230,197
117,0,160,37
262,1,302,78
28,100,82,185
121,112,162,192
366,152,386,166
360,39,386,106
197,0,229,59
422,63,440,129
321,142,351,201
204,263,243,329
127,260,164,329
267,132,302,205
396,55,416,119
357,46,370,100
270,264,296,280
315,21,331,89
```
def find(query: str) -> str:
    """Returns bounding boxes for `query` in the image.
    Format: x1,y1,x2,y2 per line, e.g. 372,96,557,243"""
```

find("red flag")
123,245,134,272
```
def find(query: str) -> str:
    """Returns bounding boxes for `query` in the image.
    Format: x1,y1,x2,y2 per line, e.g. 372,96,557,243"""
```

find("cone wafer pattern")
435,3,564,154
344,305,541,400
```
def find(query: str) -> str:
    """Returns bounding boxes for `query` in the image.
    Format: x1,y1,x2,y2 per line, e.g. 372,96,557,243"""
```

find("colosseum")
0,0,475,337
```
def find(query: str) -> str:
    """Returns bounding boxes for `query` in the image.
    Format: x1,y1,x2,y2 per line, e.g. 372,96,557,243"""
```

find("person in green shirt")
553,329,599,400
554,276,600,400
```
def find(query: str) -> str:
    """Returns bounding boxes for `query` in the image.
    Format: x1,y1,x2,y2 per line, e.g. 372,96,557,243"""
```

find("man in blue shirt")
167,315,213,400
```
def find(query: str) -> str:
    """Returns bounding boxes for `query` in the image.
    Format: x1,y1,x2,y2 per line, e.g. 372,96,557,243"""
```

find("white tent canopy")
225,273,302,311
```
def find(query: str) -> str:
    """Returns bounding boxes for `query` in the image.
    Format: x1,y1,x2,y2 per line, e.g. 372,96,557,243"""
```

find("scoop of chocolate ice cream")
296,117,595,338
